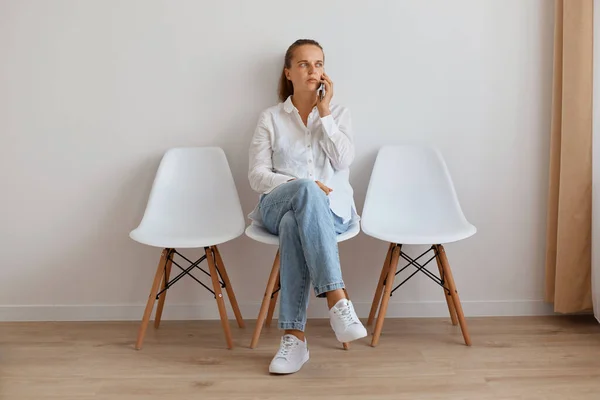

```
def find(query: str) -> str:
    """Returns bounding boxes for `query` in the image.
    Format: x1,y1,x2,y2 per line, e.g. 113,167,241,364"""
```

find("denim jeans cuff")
279,321,306,331
314,281,345,298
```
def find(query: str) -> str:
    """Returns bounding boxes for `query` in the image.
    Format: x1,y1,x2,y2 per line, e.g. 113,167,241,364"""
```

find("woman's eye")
300,63,307,67
316,63,323,67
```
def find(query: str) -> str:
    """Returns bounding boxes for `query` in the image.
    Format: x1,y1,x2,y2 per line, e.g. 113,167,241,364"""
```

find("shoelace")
337,304,359,326
275,336,297,358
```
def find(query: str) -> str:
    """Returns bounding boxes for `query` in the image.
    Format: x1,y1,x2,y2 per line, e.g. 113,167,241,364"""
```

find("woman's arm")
249,111,294,193
319,107,355,171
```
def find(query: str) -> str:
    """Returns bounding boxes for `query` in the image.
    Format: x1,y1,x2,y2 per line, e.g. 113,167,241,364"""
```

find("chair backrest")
361,145,470,237
135,147,245,241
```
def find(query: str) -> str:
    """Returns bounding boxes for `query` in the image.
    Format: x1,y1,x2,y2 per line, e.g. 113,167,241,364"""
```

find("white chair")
362,145,476,346
130,147,245,350
246,220,361,349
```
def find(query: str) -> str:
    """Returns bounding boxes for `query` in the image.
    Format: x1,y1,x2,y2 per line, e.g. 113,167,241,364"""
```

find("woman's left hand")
315,180,333,196
317,72,333,117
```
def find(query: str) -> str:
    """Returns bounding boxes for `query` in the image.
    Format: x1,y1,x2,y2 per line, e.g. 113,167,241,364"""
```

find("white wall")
0,0,555,321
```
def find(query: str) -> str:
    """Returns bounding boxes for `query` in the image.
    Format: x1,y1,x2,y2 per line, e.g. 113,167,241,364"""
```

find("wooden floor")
1,316,600,399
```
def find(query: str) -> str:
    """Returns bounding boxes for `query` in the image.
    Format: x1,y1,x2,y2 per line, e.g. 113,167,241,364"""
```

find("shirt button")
307,144,311,148
308,159,312,163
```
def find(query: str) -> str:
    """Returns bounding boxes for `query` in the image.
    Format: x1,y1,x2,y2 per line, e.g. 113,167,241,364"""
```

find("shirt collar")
283,95,295,113
283,95,320,115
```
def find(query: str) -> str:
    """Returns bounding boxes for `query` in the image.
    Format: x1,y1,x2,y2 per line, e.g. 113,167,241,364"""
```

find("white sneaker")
329,299,368,343
269,334,310,375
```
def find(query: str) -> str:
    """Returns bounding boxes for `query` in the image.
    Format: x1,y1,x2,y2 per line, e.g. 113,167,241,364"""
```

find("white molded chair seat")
130,147,245,249
363,220,475,246
361,145,475,347
245,220,361,246
361,145,476,245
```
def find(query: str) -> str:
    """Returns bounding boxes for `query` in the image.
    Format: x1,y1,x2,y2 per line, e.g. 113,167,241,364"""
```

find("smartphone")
317,82,325,101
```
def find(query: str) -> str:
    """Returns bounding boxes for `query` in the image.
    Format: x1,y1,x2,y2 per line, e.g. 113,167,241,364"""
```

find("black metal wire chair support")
155,248,225,300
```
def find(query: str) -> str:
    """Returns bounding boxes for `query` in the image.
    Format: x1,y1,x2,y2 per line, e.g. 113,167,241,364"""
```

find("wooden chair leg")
371,244,401,347
342,288,351,350
250,250,280,349
433,246,458,326
265,269,280,328
135,249,168,350
435,244,471,346
206,247,234,349
212,245,245,329
154,249,173,329
367,243,394,326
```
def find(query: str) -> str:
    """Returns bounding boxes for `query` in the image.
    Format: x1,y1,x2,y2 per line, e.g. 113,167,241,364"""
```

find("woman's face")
285,45,324,95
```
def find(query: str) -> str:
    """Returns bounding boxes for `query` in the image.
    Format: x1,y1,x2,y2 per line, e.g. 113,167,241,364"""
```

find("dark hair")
278,39,324,102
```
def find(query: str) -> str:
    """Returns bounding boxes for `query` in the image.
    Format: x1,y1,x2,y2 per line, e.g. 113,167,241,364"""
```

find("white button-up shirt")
248,96,358,224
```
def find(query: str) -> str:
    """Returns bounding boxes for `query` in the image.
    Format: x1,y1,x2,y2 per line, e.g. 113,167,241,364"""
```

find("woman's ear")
284,68,291,81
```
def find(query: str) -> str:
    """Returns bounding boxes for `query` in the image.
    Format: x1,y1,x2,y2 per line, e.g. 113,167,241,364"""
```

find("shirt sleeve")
318,107,355,170
248,111,294,194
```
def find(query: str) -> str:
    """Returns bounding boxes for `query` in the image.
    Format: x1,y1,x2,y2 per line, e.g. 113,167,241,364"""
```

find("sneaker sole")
269,351,310,375
335,329,368,344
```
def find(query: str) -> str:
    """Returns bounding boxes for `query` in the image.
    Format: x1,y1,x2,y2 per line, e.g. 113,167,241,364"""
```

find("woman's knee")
293,178,316,189
291,179,326,202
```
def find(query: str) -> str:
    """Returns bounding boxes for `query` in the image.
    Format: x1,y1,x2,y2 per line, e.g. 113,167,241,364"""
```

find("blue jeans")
259,179,350,332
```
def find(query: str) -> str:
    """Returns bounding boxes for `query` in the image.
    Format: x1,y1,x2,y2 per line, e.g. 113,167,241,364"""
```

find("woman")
248,39,366,375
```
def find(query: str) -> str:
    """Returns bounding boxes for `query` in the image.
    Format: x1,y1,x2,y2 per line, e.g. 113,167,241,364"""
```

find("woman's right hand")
316,181,333,196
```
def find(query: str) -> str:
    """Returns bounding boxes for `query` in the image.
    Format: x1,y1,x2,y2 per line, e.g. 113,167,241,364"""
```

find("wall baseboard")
0,300,555,322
